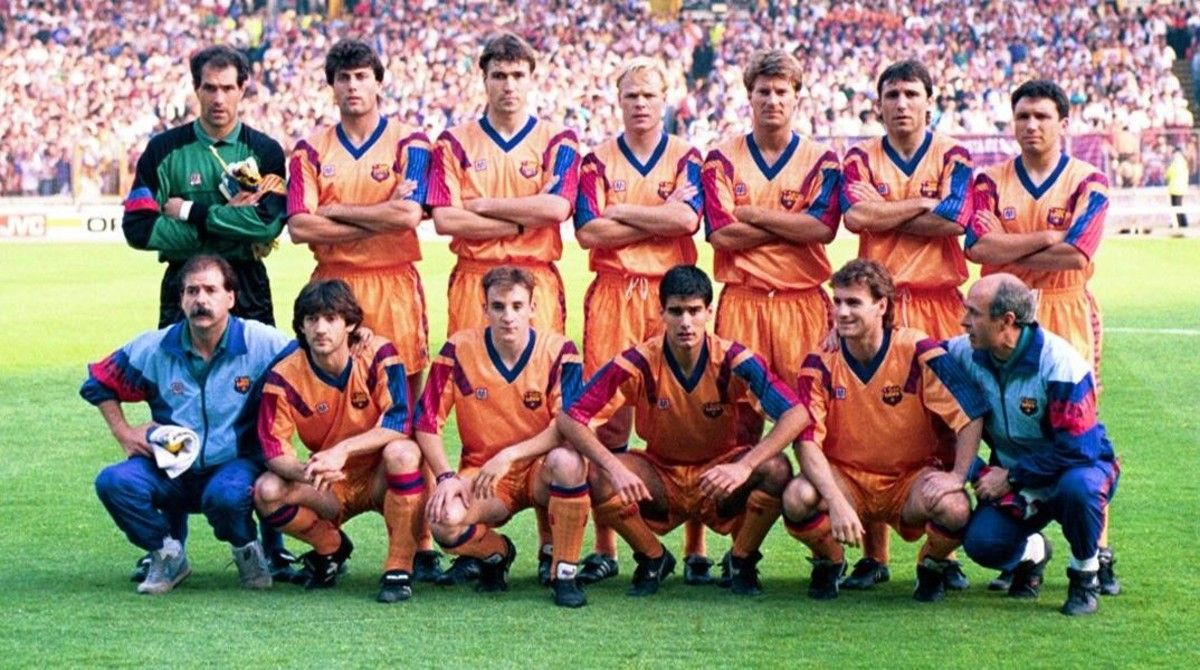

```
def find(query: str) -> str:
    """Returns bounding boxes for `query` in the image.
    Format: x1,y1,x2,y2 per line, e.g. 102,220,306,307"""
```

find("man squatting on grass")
84,255,290,594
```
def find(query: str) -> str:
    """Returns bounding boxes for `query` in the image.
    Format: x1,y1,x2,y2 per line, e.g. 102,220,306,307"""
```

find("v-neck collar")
663,334,708,393
485,327,536,384
882,131,932,177
617,132,669,177
336,116,388,160
480,115,537,153
841,329,893,385
1015,153,1069,200
746,132,799,181
306,349,352,391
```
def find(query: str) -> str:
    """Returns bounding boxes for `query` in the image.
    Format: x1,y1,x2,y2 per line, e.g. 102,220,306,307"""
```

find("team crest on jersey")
881,384,903,406
475,159,488,172
351,391,370,409
834,386,847,400
613,179,627,192
734,182,748,197
189,172,202,187
656,397,670,410
170,380,186,396
876,183,890,196
657,181,674,200
920,180,939,198
370,163,390,182
321,164,336,178
1019,397,1038,416
1002,207,1017,221
702,402,724,419
1047,207,1067,227
522,390,544,410
316,402,330,414
233,376,251,394
519,161,539,179
475,388,489,400
779,189,800,209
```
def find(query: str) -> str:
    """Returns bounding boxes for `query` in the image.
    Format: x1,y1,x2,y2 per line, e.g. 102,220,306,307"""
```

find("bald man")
944,274,1118,616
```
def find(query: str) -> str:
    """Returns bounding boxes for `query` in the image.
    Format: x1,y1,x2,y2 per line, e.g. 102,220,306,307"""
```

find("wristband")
436,471,457,484
178,200,194,222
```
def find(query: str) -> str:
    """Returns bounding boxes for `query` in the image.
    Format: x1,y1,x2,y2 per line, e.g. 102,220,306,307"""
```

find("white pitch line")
1107,327,1200,336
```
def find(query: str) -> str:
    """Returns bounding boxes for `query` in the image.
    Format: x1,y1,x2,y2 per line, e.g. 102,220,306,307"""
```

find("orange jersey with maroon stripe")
414,328,582,469
702,133,841,291
426,116,580,263
257,339,411,470
574,133,703,276
566,333,800,465
286,117,431,268
841,132,972,289
796,328,987,475
966,155,1108,289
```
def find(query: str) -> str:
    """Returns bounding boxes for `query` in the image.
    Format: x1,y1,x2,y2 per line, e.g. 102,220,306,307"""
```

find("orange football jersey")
702,133,841,291
257,339,411,470
966,155,1108,289
841,132,972,289
574,132,703,276
796,327,987,475
426,116,580,263
414,327,582,468
566,333,800,465
286,117,431,269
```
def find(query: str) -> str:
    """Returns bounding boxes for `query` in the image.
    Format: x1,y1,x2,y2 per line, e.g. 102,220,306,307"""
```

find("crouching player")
414,267,591,607
559,265,809,597
253,280,426,603
782,260,987,601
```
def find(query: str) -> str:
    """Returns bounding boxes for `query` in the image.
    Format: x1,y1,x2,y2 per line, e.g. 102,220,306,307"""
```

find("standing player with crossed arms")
427,32,580,582
839,60,974,592
573,57,712,586
965,80,1118,595
286,40,443,582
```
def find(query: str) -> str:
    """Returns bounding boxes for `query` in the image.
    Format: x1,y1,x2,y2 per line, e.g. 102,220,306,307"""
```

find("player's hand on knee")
608,464,651,507
114,422,155,458
920,471,966,508
473,449,515,500
972,466,1011,502
428,475,470,523
829,498,864,547
699,462,752,499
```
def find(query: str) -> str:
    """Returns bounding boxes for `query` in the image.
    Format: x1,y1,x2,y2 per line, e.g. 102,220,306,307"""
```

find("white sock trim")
1020,534,1045,563
1069,553,1099,572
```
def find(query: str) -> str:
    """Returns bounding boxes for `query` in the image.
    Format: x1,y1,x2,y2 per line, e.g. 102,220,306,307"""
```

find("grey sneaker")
232,541,273,589
137,539,191,595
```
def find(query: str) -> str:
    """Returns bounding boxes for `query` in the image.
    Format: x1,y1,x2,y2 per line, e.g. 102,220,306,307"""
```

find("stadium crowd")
1,0,1198,196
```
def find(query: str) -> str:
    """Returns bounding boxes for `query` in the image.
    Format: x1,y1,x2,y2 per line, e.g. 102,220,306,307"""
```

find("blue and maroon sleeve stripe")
565,361,632,425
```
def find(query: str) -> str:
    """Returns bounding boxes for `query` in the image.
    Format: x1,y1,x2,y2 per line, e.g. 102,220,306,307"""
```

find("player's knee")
544,446,586,485
1057,468,1100,511
253,473,288,511
429,520,465,547
961,521,1011,569
782,476,819,519
382,439,422,472
931,491,971,531
754,455,793,494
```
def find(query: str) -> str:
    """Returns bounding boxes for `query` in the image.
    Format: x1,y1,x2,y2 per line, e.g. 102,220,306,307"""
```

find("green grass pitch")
1,237,1198,667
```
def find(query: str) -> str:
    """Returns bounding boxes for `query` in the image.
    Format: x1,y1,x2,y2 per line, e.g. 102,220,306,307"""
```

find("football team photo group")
80,29,1124,623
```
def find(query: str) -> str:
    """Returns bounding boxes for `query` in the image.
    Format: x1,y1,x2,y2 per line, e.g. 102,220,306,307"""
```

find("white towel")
147,425,200,478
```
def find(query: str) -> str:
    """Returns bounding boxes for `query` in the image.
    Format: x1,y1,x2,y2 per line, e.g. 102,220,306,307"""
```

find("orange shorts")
446,258,566,337
312,262,429,374
329,463,383,526
458,456,545,523
895,286,964,342
583,272,664,375
633,446,751,537
715,284,832,386
830,463,933,542
1035,286,1103,387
